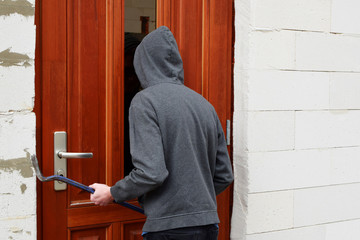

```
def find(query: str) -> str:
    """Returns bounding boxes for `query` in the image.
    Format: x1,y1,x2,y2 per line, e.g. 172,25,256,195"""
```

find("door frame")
35,0,234,239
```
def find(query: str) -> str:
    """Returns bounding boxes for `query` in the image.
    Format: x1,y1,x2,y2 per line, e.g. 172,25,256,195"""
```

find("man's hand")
89,183,114,206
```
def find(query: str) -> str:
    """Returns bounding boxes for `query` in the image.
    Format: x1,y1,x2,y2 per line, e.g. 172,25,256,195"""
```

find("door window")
124,0,157,176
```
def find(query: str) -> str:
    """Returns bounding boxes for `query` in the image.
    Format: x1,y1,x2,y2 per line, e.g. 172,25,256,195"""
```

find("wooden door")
35,0,233,239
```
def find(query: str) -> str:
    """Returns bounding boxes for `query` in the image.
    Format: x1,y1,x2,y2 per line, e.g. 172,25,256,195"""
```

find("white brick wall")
325,219,360,240
248,70,329,111
251,0,331,32
0,113,35,160
247,219,360,240
0,169,36,218
246,183,360,236
0,67,34,112
0,14,36,59
232,0,360,239
0,216,37,240
247,111,295,152
248,147,360,193
249,30,296,70
294,184,360,227
247,191,294,234
0,0,36,239
246,225,326,240
330,73,360,109
295,32,360,72
331,0,360,34
295,110,360,149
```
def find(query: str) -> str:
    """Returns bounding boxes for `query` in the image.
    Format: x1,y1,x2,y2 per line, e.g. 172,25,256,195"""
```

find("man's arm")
90,95,168,205
110,95,169,203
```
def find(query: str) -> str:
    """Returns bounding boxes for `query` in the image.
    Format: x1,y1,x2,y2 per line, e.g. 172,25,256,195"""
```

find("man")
90,26,233,240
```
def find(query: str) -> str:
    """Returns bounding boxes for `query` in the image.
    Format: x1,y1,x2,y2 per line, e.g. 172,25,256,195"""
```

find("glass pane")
124,0,157,176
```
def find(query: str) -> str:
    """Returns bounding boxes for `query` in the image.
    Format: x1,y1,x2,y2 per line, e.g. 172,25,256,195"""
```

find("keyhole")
57,169,65,184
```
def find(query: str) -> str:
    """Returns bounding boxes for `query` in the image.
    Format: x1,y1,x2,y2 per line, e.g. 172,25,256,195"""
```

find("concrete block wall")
0,0,36,239
125,0,156,33
232,0,360,239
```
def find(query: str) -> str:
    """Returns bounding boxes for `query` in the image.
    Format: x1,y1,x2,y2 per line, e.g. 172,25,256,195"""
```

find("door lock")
56,169,65,185
54,131,93,191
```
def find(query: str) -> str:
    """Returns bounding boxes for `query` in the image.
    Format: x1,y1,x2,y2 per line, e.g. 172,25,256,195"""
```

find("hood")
133,26,184,89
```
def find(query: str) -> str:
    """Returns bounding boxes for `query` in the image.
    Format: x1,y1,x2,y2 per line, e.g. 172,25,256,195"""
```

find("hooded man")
90,26,233,240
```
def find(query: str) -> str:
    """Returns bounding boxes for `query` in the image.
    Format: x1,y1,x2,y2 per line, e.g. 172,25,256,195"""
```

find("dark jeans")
143,224,219,240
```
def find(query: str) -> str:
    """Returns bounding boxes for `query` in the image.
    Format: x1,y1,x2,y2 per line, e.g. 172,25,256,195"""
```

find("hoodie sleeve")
110,94,169,203
213,116,234,195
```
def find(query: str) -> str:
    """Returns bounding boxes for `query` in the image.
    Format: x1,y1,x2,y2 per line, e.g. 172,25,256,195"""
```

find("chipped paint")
0,0,34,17
0,48,32,67
20,183,27,194
9,227,23,234
0,157,33,178
3,216,29,221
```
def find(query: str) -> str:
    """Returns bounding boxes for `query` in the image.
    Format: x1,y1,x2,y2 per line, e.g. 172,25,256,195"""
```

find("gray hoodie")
110,26,234,232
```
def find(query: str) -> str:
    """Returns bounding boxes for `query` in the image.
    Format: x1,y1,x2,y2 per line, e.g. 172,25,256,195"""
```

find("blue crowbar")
30,154,144,214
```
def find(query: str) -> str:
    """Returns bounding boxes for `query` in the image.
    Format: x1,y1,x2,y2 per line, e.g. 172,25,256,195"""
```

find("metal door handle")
54,131,93,191
58,151,93,159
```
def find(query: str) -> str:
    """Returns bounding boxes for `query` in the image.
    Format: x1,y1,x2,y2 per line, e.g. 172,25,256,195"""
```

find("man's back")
109,26,233,233
128,82,232,231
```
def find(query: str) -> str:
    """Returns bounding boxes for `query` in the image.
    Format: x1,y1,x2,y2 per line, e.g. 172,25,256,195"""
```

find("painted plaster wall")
0,0,36,239
232,0,360,240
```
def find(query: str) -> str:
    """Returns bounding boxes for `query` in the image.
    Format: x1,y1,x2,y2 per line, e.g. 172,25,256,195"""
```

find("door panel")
70,226,108,240
157,0,233,239
68,204,143,228
204,0,233,239
39,0,67,238
158,0,203,94
67,0,107,206
123,222,144,240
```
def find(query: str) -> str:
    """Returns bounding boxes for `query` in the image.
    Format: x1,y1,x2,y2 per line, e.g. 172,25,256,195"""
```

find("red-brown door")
35,0,233,239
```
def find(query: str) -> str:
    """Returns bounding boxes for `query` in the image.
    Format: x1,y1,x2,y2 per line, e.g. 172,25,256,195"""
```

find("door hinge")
226,120,231,145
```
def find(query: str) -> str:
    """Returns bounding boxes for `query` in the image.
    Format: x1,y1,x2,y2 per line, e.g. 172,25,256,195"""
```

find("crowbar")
30,154,144,214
